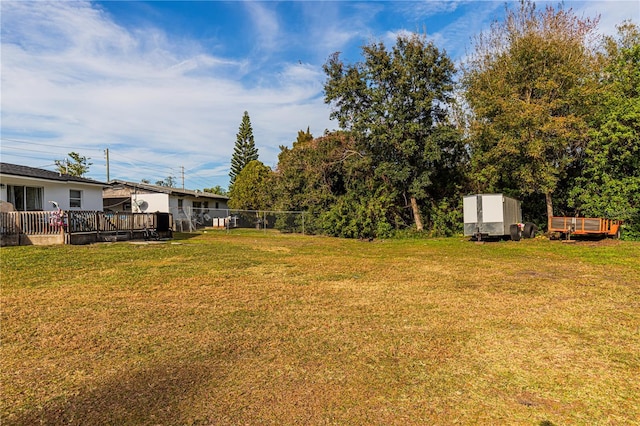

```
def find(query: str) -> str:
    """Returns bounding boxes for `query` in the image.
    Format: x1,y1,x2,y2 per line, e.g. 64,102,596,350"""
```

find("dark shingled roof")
0,162,107,186
108,179,229,200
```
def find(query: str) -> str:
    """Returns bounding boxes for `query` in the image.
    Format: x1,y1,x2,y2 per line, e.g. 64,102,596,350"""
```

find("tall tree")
463,1,599,231
203,185,228,196
274,128,341,215
229,111,259,187
55,152,92,177
228,160,273,211
155,176,176,187
323,34,457,231
569,22,640,238
275,131,393,237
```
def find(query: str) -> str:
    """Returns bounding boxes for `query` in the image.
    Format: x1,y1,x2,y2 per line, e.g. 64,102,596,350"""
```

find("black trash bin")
155,212,172,237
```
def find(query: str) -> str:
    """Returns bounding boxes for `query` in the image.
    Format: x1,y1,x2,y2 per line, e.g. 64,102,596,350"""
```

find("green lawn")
2,231,639,425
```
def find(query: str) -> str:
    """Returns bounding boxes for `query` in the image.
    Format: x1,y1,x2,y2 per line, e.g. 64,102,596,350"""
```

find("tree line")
229,2,639,239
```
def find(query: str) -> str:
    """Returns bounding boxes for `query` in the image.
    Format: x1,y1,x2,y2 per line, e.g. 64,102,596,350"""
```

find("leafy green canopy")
323,34,461,231
55,152,92,177
274,130,346,215
569,22,640,238
463,1,599,229
155,176,176,187
275,130,402,238
203,185,228,196
228,160,273,211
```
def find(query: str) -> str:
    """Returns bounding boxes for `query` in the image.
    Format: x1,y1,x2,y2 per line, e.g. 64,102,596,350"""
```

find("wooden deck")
1,211,173,246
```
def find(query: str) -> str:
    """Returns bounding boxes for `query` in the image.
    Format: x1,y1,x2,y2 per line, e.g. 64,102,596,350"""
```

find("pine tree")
229,111,259,187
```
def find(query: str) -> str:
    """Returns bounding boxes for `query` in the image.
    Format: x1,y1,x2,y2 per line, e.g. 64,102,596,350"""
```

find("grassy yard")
1,231,639,425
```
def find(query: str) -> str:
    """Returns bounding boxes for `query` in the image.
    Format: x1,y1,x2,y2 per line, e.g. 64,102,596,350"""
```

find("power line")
1,137,221,172
113,151,175,170
0,137,104,153
179,166,229,189
1,146,68,155
1,142,229,189
0,152,164,183
0,151,59,163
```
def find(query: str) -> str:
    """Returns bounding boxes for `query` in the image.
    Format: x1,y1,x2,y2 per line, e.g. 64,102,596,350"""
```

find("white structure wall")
131,192,169,213
0,175,104,211
481,194,505,223
127,192,227,215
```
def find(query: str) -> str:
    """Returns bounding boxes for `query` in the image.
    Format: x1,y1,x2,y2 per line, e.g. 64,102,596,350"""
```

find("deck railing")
1,211,21,236
0,211,66,236
96,212,158,233
1,211,171,238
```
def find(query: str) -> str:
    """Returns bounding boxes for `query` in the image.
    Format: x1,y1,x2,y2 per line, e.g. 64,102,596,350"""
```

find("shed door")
463,196,478,224
482,194,504,223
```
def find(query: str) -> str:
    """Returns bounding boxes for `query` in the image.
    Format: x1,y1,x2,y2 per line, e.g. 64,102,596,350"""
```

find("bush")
427,198,463,237
319,193,396,239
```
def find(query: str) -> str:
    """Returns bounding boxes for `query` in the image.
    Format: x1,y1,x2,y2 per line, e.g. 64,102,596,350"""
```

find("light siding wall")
168,196,229,213
169,196,189,222
131,193,169,213
0,176,104,211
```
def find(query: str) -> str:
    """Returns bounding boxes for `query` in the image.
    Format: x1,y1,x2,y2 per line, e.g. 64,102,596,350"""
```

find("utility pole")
104,148,110,182
181,166,185,189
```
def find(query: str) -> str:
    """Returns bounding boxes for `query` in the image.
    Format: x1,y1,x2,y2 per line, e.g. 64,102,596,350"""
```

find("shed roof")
107,179,229,200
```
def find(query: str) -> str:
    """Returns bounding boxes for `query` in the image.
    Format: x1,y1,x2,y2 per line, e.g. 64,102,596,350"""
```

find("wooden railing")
1,211,21,236
68,211,162,234
95,212,157,233
1,211,170,236
0,211,66,236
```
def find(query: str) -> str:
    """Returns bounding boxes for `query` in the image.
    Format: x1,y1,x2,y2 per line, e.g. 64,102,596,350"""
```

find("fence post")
64,210,69,244
95,211,100,238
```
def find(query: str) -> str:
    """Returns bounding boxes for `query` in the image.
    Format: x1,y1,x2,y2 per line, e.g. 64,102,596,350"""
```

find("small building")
0,162,106,211
0,162,114,246
103,180,229,231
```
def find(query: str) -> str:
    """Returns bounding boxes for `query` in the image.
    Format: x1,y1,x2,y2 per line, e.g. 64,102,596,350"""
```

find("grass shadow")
6,359,226,426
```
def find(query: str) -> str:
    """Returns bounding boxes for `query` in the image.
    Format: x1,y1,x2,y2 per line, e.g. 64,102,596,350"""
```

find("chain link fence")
170,207,306,234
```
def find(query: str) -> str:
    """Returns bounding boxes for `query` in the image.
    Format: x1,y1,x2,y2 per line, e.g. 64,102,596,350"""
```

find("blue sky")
1,1,638,190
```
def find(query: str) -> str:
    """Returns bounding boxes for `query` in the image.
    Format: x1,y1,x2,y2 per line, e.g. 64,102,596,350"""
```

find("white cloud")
571,0,639,36
383,29,418,46
244,2,281,53
299,1,379,63
4,0,630,190
0,1,335,188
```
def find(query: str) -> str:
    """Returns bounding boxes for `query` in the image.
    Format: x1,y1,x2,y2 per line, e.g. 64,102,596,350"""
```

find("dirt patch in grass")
2,234,639,424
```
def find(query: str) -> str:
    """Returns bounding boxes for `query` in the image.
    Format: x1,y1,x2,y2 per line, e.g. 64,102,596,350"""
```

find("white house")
0,162,106,211
103,180,229,230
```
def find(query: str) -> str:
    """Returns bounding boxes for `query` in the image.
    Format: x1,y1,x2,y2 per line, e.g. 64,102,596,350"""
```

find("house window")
215,202,219,209
6,185,43,211
69,189,82,208
193,201,202,209
178,199,183,212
